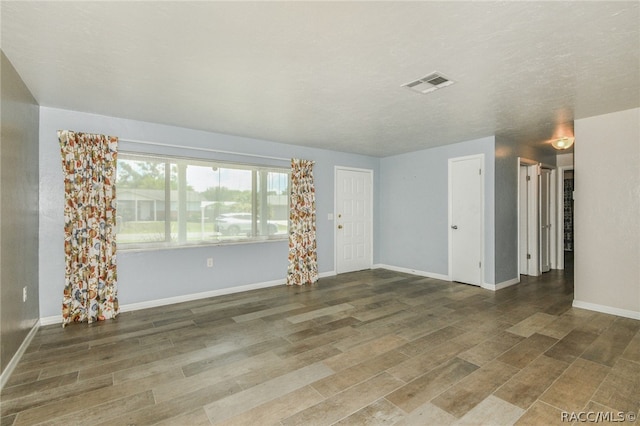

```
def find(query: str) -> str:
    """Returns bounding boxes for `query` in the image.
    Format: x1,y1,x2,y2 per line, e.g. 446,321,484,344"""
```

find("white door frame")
556,165,574,270
517,158,540,276
548,168,558,270
448,154,484,286
334,166,374,274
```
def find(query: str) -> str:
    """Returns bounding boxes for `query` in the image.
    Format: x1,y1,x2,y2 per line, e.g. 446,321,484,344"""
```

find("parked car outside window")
214,213,278,236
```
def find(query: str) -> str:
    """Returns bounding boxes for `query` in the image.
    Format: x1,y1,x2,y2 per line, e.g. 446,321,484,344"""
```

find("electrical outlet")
23,286,27,302
206,258,214,268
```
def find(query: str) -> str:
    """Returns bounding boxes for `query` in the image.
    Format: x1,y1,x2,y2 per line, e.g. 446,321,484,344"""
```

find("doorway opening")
558,168,574,270
518,159,556,277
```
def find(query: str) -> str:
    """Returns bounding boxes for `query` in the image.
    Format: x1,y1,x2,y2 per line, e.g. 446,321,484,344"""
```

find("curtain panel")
58,130,119,325
287,158,318,285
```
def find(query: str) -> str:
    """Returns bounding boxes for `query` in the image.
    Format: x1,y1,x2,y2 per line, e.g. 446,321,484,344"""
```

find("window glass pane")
257,171,289,236
117,153,288,249
116,158,167,244
186,164,253,241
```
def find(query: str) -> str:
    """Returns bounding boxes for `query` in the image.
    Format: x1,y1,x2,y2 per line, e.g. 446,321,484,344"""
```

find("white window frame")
116,152,289,250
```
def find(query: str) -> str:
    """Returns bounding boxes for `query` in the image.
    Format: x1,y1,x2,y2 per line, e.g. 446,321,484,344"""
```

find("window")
116,153,289,249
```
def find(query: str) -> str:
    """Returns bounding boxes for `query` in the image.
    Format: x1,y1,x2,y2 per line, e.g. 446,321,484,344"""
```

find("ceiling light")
551,137,575,150
402,72,454,94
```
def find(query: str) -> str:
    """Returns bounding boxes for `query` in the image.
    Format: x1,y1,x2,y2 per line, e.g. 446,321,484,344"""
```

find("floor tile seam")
399,324,467,350
1,373,41,392
577,351,619,368
32,330,174,356
585,397,626,415
203,362,334,424
313,359,408,395
10,384,153,426
124,352,228,383
32,343,178,379
563,333,606,364
242,385,326,426
338,346,411,377
619,355,640,366
380,395,410,418
281,326,359,349
19,340,96,361
587,366,622,412
1,368,46,391
400,359,481,419
488,393,531,416
327,395,402,426
0,371,82,402
491,352,568,410
0,377,96,418
389,345,460,376
396,341,452,359
538,356,610,413
515,394,567,422
439,357,518,400
574,385,609,413
618,337,640,365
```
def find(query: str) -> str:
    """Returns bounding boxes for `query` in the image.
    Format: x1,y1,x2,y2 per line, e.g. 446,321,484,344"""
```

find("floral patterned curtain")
287,158,318,285
58,130,119,326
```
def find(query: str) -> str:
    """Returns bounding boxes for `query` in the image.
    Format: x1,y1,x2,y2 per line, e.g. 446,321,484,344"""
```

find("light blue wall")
38,107,379,318
38,107,550,318
378,137,496,284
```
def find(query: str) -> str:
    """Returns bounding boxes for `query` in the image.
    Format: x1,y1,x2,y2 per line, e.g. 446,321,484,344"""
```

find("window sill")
118,236,288,253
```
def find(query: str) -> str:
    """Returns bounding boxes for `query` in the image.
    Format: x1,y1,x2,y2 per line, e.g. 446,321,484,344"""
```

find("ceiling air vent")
402,72,454,94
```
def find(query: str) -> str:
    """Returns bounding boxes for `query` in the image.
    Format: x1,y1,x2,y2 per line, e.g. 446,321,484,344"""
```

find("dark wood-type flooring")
2,262,639,425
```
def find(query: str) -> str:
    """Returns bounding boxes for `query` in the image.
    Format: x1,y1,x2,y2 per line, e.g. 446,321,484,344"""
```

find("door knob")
338,225,343,229
451,225,458,229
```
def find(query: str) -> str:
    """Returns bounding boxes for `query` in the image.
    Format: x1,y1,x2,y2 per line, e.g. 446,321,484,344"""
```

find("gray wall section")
38,107,380,317
574,108,639,315
494,137,556,284
378,137,496,284
1,52,40,374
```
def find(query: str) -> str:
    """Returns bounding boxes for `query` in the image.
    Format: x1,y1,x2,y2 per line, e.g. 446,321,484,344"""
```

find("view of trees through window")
116,153,289,248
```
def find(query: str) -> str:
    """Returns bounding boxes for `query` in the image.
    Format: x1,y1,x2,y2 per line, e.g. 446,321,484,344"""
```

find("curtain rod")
119,138,291,162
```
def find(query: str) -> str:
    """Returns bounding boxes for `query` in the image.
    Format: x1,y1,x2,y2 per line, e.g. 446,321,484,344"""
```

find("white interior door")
539,168,552,273
335,168,372,274
519,165,529,274
449,155,483,286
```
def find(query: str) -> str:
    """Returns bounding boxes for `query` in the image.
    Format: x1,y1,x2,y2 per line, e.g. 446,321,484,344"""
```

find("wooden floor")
2,264,639,425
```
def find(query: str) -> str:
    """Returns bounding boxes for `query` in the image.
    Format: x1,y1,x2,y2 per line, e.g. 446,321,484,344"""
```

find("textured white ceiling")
1,1,638,157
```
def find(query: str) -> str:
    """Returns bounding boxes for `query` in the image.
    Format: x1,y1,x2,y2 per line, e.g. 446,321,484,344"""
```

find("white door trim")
448,154,485,285
334,166,374,274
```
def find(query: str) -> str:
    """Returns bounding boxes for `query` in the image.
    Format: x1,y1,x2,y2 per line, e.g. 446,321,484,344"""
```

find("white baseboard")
373,264,450,281
319,270,336,279
572,300,640,320
1,320,39,391
120,279,286,314
39,315,64,326
40,271,339,326
482,277,520,291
